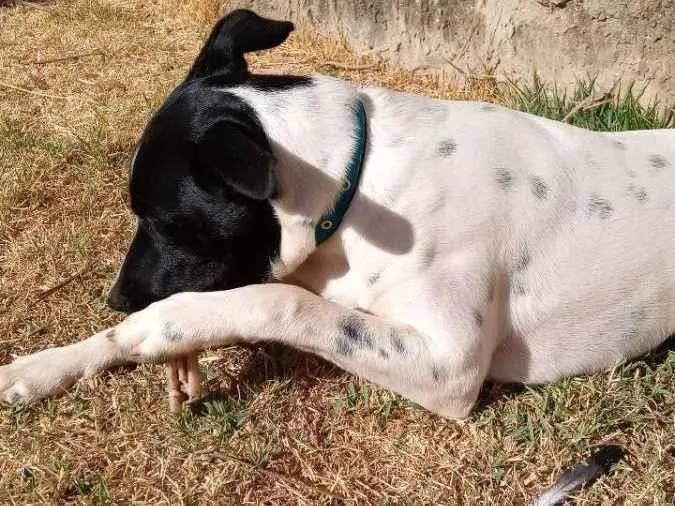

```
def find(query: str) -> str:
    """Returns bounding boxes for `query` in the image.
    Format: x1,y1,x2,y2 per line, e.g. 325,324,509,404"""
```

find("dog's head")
107,10,299,313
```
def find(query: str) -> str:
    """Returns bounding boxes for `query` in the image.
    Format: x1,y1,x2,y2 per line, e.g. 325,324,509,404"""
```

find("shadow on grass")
639,333,675,370
203,342,346,404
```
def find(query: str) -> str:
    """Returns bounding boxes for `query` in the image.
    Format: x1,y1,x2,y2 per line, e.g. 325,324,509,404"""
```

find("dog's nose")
106,287,133,313
107,280,155,314
106,282,148,314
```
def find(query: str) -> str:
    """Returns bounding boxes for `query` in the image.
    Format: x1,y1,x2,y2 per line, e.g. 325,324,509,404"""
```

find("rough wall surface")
228,0,674,104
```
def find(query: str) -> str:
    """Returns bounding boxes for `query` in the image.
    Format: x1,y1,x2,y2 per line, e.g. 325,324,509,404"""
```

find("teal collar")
314,100,368,244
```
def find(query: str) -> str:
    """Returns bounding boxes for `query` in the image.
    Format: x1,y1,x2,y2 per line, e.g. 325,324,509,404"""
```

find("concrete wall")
228,0,674,105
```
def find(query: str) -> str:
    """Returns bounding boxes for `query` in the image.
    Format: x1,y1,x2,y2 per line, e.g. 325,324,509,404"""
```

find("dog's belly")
492,287,675,384
491,208,675,383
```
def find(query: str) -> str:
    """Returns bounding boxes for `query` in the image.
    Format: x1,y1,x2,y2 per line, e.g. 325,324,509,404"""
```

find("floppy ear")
193,120,277,201
187,9,295,80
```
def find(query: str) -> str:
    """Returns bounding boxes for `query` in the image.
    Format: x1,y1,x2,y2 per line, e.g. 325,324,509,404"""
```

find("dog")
0,9,673,500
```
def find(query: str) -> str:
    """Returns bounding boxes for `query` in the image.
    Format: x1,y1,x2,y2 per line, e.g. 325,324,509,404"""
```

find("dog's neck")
228,76,364,277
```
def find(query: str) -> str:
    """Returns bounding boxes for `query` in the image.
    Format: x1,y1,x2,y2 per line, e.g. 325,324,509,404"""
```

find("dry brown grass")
0,1,673,504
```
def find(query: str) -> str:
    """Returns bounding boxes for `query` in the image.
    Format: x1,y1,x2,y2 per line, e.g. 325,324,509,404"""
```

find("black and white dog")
1,10,673,497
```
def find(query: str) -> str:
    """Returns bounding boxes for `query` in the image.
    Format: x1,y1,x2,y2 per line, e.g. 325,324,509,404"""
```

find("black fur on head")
107,10,307,313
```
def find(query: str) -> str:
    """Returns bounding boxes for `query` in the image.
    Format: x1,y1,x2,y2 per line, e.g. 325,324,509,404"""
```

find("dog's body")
1,11,674,424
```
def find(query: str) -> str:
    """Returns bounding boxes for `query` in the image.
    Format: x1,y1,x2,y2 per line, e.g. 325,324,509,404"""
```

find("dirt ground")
0,1,673,504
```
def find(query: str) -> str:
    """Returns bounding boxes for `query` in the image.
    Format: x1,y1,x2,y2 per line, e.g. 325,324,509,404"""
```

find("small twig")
24,50,102,66
34,266,90,303
9,1,53,9
320,60,379,71
536,0,572,7
562,92,611,123
0,81,68,100
24,324,47,339
580,98,613,113
443,59,467,76
211,451,348,501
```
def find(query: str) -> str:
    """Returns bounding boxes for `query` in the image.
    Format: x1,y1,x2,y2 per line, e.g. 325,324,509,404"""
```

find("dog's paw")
0,348,81,405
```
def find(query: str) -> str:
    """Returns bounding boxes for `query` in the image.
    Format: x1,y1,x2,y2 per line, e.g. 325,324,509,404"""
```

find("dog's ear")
192,119,276,201
187,9,294,80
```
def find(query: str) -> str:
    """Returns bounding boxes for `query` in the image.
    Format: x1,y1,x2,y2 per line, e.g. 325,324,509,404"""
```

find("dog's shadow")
195,342,346,407
196,334,675,415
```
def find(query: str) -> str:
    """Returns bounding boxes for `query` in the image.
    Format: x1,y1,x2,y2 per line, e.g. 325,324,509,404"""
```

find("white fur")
1,75,674,421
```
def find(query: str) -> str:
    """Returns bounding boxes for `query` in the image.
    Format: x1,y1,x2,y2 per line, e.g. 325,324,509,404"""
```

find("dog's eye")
163,219,190,239
162,218,214,250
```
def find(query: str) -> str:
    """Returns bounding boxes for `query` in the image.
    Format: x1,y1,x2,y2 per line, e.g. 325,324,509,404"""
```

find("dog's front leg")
111,283,487,419
0,328,129,405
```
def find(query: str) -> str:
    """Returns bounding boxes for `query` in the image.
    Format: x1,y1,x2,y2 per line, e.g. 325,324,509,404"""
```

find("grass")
0,0,673,504
508,74,674,131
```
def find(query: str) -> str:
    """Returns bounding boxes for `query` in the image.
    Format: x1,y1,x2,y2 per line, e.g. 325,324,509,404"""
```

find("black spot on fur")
516,247,530,272
105,329,116,341
431,366,445,382
627,183,648,202
529,175,548,200
336,337,353,357
437,139,456,157
613,140,625,150
495,168,514,191
512,279,527,296
429,195,445,213
422,245,437,265
391,332,406,355
378,348,390,360
649,154,670,171
368,271,381,285
473,310,483,327
587,194,613,220
481,104,497,112
340,316,374,349
162,321,183,342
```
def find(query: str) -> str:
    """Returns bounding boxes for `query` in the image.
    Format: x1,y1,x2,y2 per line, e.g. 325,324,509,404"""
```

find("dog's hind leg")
109,283,496,419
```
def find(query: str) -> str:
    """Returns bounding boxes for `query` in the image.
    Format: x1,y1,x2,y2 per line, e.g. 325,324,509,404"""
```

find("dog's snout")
106,281,148,314
106,284,133,313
